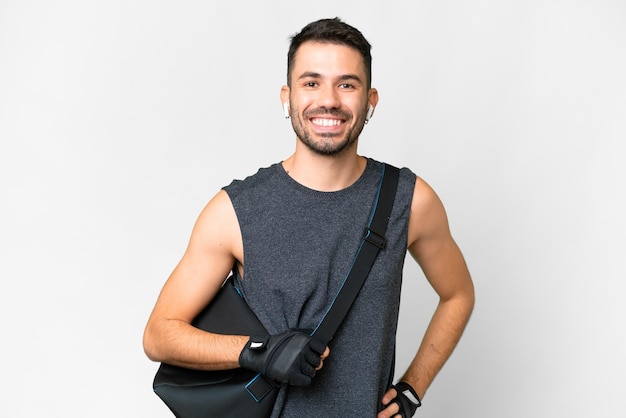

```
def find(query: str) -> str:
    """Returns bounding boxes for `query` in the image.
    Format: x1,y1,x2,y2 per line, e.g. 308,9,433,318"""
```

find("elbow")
466,280,476,309
462,281,476,322
142,322,162,362
443,279,475,319
461,279,476,316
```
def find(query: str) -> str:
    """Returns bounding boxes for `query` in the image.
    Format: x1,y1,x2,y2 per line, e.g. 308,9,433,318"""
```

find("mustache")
303,108,351,120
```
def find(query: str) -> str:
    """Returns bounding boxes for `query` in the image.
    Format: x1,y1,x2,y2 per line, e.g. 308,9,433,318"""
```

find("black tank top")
223,158,416,417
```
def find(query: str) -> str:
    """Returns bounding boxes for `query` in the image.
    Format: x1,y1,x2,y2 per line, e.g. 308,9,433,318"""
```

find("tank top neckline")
274,157,378,198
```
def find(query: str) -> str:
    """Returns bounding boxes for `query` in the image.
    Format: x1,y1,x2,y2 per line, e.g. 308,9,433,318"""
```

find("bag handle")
311,163,400,344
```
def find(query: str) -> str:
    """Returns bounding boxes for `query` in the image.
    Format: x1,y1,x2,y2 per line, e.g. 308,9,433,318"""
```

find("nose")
317,85,341,110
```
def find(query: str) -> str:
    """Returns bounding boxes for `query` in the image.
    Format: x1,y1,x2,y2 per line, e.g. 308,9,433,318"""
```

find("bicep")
150,190,242,323
407,179,473,301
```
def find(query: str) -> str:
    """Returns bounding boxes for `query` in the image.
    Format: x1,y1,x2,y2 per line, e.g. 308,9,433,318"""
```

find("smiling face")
281,41,378,156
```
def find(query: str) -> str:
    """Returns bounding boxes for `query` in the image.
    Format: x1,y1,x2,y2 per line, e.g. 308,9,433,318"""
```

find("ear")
280,85,290,109
364,88,379,123
368,87,379,109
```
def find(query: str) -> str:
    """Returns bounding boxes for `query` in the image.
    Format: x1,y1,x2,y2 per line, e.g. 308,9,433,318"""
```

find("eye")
339,83,355,89
304,81,318,87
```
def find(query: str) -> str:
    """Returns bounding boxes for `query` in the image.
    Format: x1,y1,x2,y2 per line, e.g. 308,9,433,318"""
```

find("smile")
311,118,343,127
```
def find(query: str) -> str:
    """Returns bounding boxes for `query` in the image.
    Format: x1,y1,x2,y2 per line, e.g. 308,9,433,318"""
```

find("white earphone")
283,102,290,119
365,105,375,123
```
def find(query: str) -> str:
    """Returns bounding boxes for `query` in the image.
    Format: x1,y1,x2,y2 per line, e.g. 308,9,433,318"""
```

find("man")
144,18,474,417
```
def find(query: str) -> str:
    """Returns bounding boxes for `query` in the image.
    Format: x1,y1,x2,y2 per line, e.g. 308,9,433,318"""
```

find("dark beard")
291,108,367,156
299,131,357,155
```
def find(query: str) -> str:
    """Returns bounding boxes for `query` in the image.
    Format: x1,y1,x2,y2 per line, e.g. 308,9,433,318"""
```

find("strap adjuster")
246,374,278,403
364,227,386,249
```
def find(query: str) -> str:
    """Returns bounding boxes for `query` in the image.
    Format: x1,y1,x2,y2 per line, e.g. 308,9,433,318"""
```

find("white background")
1,1,624,417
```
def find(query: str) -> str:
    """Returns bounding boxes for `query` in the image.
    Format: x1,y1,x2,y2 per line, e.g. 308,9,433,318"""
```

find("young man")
144,18,474,418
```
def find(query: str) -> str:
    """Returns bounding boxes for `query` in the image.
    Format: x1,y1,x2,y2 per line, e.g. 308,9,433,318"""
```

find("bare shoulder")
190,189,243,265
407,176,450,248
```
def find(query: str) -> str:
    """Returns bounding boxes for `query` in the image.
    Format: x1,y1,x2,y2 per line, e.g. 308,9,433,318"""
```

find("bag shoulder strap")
312,163,400,344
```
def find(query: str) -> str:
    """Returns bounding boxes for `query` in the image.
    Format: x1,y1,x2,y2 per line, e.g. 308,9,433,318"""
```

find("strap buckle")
364,227,386,249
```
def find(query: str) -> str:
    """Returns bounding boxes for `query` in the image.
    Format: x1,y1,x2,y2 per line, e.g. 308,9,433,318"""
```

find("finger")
321,346,330,360
304,348,322,368
381,388,398,406
316,358,324,371
379,400,400,418
300,357,317,377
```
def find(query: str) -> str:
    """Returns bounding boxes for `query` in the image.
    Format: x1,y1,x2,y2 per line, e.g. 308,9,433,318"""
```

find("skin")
143,41,474,418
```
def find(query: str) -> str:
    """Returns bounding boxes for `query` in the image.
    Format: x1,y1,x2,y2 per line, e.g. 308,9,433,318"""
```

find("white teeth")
312,118,342,127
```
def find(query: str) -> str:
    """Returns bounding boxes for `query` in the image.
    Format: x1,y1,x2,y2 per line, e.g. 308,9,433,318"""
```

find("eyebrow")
297,72,364,84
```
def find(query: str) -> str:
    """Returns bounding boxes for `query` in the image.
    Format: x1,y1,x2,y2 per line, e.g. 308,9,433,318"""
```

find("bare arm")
379,177,475,417
142,190,248,370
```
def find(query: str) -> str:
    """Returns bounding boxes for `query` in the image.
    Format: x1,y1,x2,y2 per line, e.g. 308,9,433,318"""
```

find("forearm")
400,292,474,398
143,318,248,370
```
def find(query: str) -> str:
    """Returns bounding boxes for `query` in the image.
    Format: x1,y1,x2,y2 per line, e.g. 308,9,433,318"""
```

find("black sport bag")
153,276,278,418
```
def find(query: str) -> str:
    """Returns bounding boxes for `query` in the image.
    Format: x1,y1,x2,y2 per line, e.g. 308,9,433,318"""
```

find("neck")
282,144,366,192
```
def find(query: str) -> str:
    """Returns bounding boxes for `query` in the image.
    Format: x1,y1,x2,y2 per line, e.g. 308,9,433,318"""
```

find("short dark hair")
287,17,372,88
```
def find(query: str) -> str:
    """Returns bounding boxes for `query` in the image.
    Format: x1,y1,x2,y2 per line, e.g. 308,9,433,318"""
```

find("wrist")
238,334,269,370
398,380,422,403
394,381,421,416
236,335,252,366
